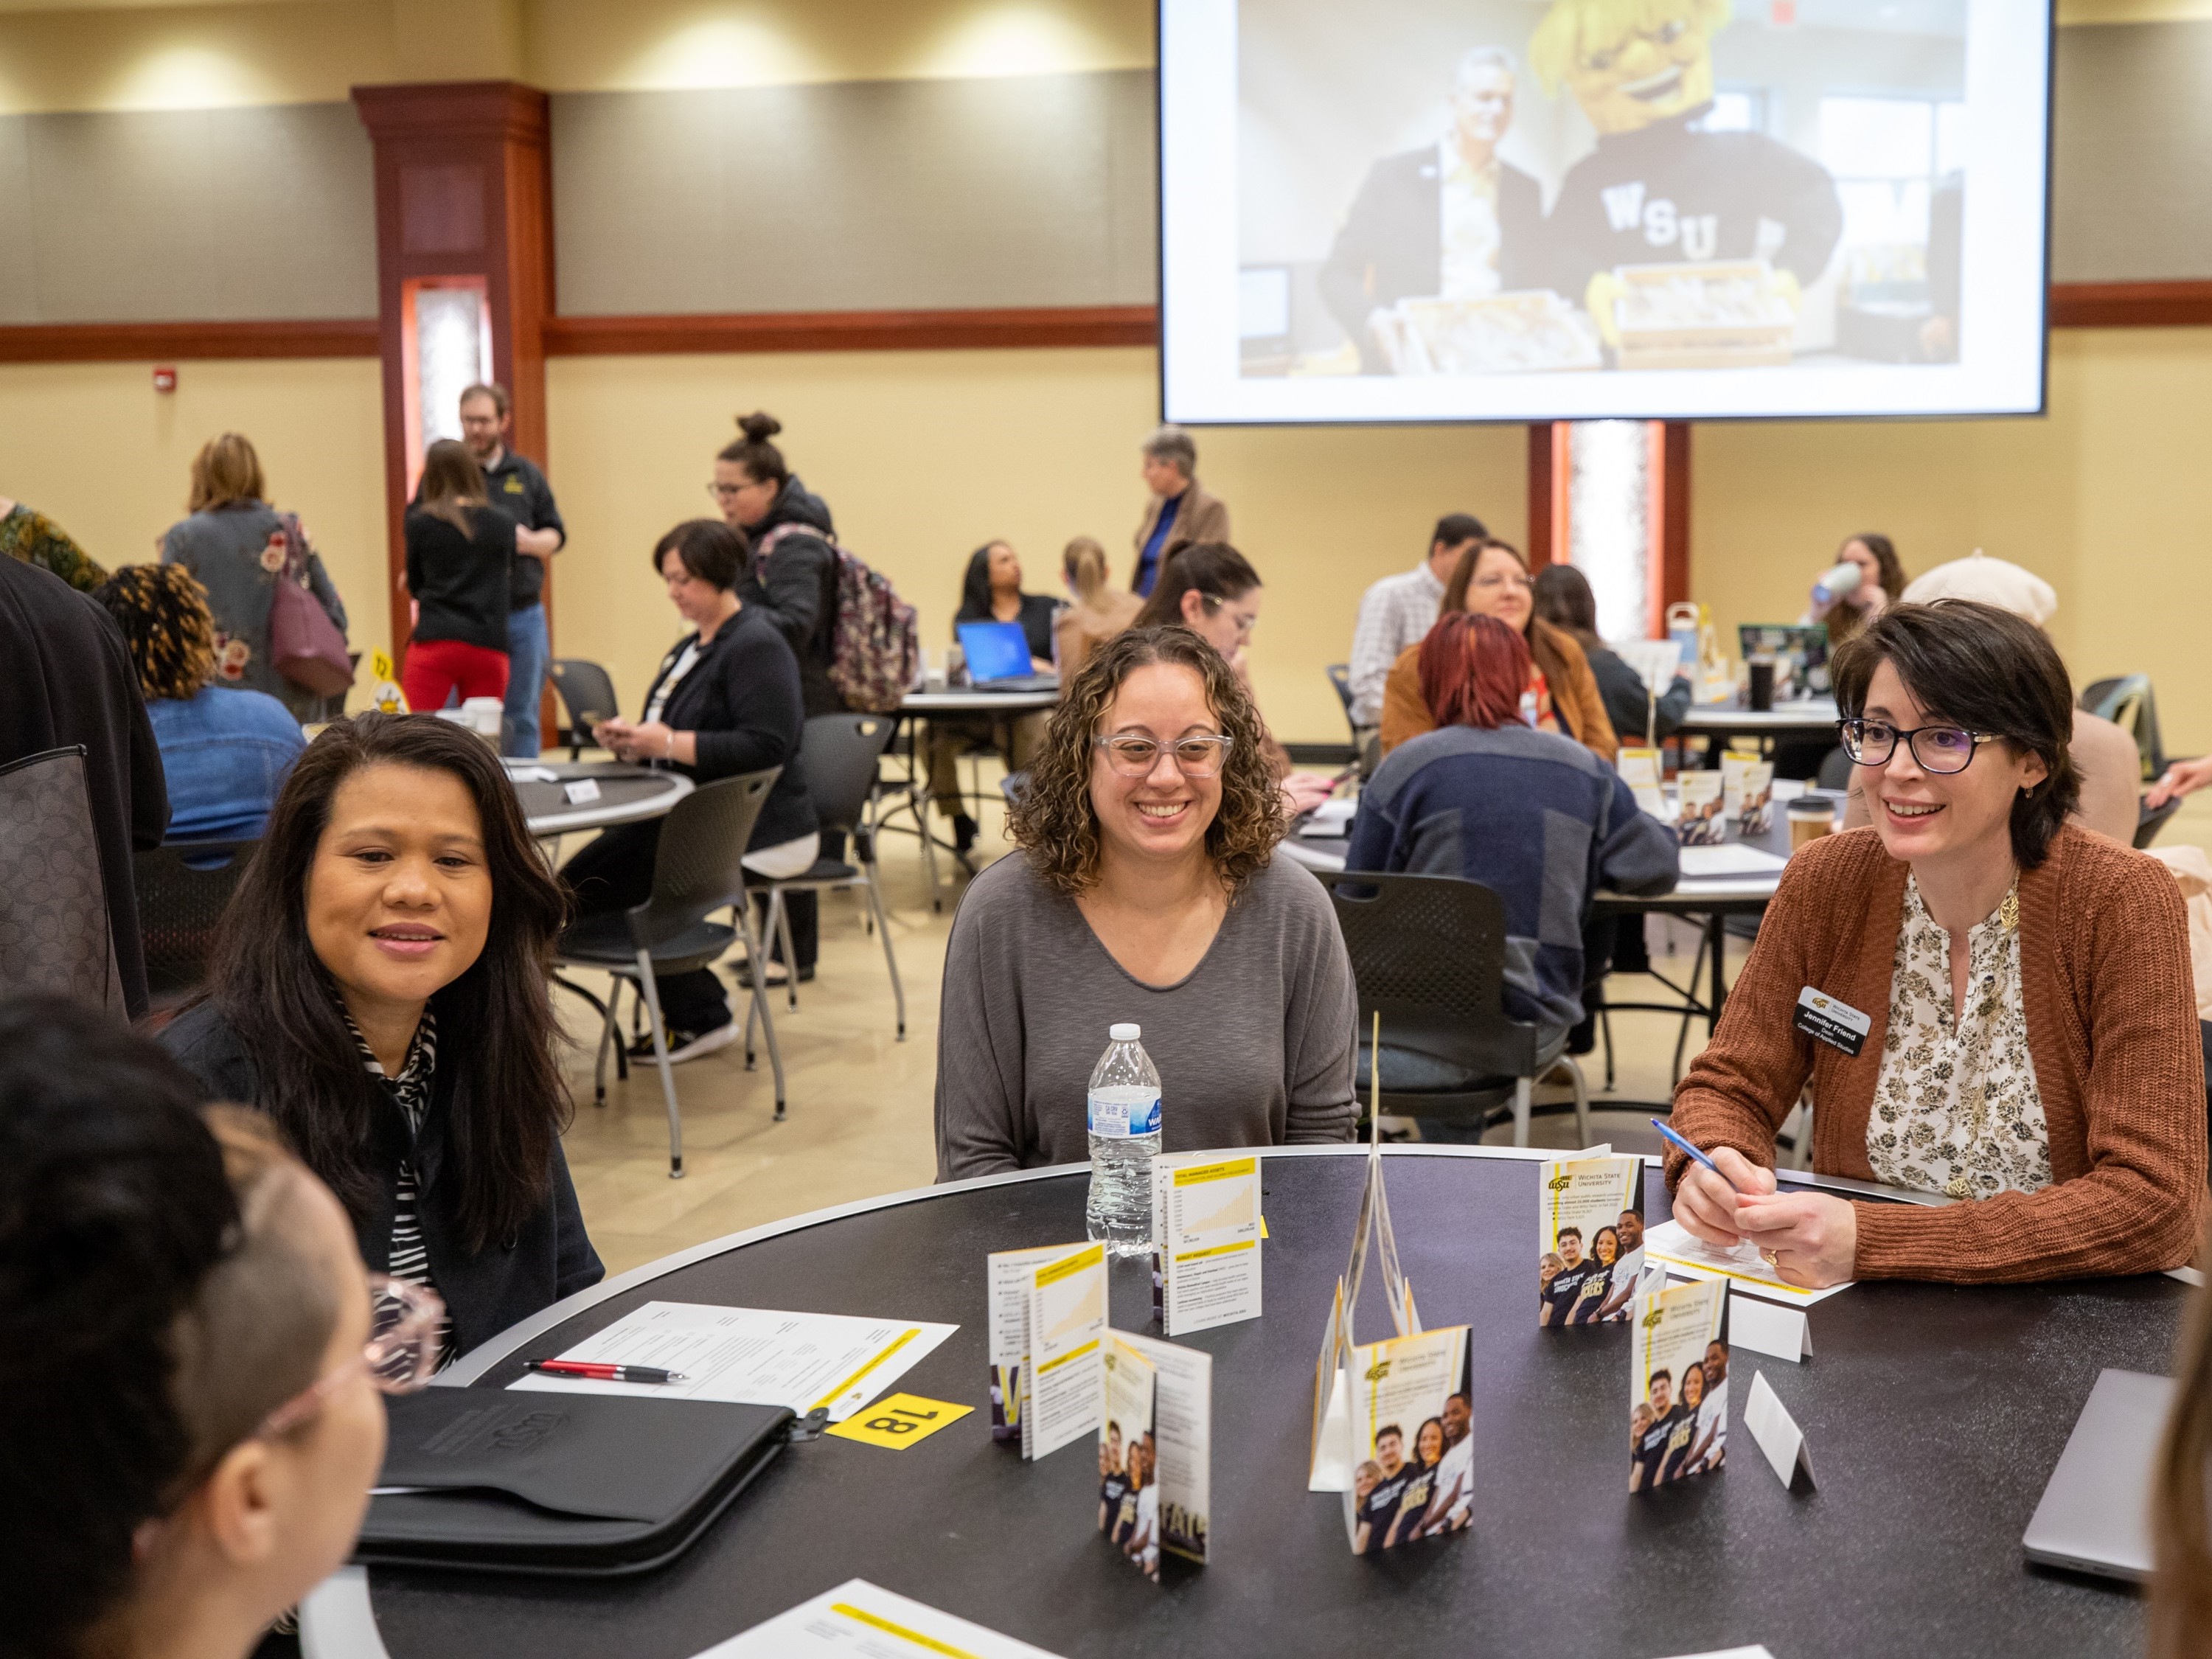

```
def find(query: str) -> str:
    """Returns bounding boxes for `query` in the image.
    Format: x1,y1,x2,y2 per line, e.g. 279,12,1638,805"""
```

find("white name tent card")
1730,1295,1813,1364
1644,1219,1852,1307
1154,1153,1262,1335
562,777,602,804
1098,1331,1212,1580
509,1301,954,1422
696,1579,1064,1659
1744,1371,1818,1492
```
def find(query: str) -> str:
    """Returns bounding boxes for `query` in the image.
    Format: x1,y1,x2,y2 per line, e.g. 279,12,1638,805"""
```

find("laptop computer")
1736,623,1831,698
2021,1368,2173,1581
956,621,1058,692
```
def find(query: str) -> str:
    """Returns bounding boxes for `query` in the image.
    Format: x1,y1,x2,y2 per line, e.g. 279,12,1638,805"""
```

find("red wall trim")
0,319,378,362
540,305,1161,355
2048,281,2212,328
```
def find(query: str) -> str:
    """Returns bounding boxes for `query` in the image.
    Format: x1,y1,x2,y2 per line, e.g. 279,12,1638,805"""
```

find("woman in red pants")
402,439,517,713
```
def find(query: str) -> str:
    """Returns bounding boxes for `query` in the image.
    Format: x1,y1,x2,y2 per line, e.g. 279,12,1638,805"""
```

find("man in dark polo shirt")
1541,1226,1601,1326
460,383,566,758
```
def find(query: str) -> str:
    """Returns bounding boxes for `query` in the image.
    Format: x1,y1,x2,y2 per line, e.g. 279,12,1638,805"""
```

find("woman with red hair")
1345,613,1676,1057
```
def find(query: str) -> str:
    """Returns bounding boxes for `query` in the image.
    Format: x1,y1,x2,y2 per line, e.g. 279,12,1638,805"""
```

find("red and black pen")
525,1359,688,1385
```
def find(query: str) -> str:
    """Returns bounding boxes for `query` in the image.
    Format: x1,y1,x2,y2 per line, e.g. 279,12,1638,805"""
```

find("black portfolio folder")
354,1389,792,1576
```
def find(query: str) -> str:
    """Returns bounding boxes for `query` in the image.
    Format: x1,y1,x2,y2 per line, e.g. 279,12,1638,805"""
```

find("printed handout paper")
695,1579,1063,1658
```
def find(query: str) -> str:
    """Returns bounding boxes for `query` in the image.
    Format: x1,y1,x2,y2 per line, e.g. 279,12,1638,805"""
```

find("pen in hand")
1650,1119,1746,1194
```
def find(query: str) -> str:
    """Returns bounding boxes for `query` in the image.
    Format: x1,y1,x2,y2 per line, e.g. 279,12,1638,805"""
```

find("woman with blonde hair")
934,625,1357,1178
401,439,518,716
1056,535,1142,682
161,431,349,721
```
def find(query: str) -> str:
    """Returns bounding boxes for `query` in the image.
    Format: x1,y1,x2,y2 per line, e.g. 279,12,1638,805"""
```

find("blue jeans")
503,602,549,758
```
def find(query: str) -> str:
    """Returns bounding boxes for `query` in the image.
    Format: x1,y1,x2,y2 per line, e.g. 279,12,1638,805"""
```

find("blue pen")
1649,1119,1745,1193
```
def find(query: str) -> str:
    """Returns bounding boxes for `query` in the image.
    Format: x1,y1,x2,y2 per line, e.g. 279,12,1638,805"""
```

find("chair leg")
1600,1000,1616,1093
1512,1076,1533,1148
763,888,799,1011
1558,1055,1592,1148
864,864,906,1040
591,975,621,1105
611,975,630,1081
736,900,787,1121
1672,930,1710,1087
631,951,684,1179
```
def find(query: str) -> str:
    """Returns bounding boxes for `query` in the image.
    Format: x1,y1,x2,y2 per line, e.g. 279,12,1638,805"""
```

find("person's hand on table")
595,717,689,766
1031,656,1055,675
1280,771,1337,815
1733,1189,1857,1290
1672,1146,1775,1248
2148,755,2212,809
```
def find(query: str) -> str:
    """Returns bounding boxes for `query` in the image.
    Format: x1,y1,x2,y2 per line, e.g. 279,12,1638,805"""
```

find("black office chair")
754,715,908,1039
133,840,257,1017
1326,871,1590,1147
1325,664,1366,747
1815,744,1854,792
2081,674,2166,784
0,745,126,1014
2138,795,2184,851
548,659,620,761
554,770,785,1177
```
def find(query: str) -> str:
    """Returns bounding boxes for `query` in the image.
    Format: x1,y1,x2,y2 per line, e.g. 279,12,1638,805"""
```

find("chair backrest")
799,714,897,835
549,659,620,731
1816,744,1854,792
628,769,780,950
1324,664,1362,741
1324,871,1537,1074
2137,795,2183,852
0,745,125,1014
2081,673,2166,782
134,841,257,1006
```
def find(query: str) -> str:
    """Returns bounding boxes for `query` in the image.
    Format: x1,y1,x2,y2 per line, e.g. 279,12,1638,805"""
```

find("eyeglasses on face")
705,479,769,501
1197,593,1259,637
1838,718,2003,776
257,1274,445,1439
1093,732,1234,778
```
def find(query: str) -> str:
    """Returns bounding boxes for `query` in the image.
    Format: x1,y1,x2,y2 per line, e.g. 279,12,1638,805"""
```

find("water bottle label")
1088,1089,1161,1138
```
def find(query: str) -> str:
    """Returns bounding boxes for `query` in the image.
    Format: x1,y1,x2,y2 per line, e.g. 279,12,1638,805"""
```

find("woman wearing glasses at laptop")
1666,601,2205,1289
1378,538,1618,765
926,540,1060,863
1,996,434,1659
1133,541,1338,815
934,625,1357,1176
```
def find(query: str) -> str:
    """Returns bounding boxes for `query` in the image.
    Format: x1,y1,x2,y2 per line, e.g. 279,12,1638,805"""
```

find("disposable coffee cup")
1788,796,1836,851
1747,656,1777,713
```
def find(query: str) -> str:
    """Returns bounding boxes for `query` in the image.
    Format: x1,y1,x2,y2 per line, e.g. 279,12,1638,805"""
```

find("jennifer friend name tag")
1792,987,1870,1057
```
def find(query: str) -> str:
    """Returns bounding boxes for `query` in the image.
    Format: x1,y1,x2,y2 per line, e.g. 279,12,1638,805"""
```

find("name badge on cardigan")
1794,987,1871,1057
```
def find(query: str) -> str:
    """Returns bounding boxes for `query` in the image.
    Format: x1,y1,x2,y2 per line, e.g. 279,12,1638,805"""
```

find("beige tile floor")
555,771,2212,1279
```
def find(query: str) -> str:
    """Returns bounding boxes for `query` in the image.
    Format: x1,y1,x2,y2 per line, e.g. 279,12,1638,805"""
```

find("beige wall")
1694,326,2212,754
0,357,393,698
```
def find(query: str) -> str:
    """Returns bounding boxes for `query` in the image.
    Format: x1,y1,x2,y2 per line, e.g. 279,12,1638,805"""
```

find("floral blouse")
1865,874,2051,1200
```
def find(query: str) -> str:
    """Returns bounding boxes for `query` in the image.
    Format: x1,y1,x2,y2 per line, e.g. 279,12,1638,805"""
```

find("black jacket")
0,555,168,1015
1319,145,1548,372
1587,648,1694,747
160,1003,603,1357
405,506,515,653
1541,108,1843,302
641,603,817,850
477,451,566,611
739,478,845,717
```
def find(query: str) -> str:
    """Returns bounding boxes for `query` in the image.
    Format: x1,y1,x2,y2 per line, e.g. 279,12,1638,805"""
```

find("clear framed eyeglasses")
1093,732,1234,779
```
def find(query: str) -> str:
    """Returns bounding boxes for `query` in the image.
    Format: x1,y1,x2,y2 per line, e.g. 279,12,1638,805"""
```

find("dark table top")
507,760,692,838
339,1148,2178,1659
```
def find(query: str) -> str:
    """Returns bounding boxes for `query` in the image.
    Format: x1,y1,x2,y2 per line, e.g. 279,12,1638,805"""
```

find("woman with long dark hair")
402,439,518,715
1532,562,1694,747
927,540,1059,858
161,711,601,1356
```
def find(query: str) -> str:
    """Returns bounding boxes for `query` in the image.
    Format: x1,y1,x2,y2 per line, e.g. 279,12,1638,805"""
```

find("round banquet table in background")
306,1146,2178,1659
507,759,695,839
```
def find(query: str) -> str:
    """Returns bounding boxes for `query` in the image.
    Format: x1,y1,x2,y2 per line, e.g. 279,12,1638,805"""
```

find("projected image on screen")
1159,0,2051,424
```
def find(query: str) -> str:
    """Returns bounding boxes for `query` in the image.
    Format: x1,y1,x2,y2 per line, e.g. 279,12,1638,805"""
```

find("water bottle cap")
1109,1023,1141,1042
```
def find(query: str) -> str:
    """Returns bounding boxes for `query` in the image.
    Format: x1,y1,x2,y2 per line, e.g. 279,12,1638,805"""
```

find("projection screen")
1160,0,2052,424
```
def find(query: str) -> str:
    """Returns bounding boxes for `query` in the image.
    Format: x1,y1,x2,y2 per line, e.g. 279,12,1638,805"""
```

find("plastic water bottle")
1085,1023,1162,1258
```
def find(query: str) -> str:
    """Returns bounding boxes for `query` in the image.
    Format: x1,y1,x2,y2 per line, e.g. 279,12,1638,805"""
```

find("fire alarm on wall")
153,365,177,393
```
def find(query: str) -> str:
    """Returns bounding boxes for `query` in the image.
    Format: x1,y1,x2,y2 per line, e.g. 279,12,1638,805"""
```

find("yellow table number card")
1152,1153,1262,1336
1630,1278,1728,1494
1539,1155,1645,1328
1098,1331,1212,1582
824,1394,972,1450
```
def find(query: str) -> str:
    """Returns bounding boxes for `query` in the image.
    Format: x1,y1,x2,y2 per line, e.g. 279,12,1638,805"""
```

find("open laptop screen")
957,621,1034,684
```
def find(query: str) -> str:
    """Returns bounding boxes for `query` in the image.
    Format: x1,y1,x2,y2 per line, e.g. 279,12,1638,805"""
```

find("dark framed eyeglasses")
1093,732,1234,778
1837,718,2003,776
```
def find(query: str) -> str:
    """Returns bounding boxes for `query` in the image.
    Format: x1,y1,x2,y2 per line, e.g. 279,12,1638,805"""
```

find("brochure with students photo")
1676,771,1726,846
1538,1155,1644,1328
1343,1325,1473,1554
1630,1278,1728,1494
1098,1331,1212,1580
1025,1243,1108,1460
1722,751,1775,834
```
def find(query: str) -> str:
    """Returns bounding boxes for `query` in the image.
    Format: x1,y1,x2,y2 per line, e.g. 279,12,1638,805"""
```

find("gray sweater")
934,852,1359,1179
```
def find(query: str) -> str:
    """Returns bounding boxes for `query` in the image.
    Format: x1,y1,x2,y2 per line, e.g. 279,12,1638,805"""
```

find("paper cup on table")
1787,796,1837,850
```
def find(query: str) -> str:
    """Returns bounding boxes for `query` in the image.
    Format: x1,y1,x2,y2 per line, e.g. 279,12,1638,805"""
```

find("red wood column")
351,81,554,703
1525,419,1691,632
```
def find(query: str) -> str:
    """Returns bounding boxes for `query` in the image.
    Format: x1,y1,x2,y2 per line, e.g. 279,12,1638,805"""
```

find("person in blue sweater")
1343,612,1678,1040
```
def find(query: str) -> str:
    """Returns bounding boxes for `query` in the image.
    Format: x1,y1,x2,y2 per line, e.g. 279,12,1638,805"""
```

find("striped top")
344,1005,452,1360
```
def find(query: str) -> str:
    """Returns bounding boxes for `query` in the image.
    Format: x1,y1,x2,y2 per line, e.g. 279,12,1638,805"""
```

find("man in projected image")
1530,0,1841,345
1318,46,1545,373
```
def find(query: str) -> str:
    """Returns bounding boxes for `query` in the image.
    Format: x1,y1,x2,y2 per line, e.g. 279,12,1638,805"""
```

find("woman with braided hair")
94,562,307,842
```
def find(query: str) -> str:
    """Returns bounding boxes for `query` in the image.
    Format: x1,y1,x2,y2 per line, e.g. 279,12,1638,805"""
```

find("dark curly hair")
94,563,218,703
1005,626,1282,898
1831,599,2079,869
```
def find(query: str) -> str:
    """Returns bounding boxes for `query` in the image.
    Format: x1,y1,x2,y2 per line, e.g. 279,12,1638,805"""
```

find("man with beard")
1630,1369,1683,1492
1542,1226,1602,1326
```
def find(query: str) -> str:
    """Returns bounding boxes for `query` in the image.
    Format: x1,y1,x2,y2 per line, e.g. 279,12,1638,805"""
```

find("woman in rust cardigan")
1379,538,1617,763
1670,601,2206,1288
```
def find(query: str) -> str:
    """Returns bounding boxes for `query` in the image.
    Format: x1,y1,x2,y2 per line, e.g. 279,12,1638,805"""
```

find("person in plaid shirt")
1346,513,1486,727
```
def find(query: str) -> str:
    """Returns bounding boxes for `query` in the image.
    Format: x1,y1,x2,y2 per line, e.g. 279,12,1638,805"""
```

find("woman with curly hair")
94,562,307,841
933,626,1357,1178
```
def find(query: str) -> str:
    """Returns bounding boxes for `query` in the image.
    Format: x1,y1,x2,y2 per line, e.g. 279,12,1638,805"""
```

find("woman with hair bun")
934,625,1357,1178
712,411,844,716
0,994,435,1659
1345,613,1676,1139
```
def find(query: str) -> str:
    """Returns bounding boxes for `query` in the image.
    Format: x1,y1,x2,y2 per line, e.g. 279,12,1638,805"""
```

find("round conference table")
304,1145,2177,1659
1678,697,1841,751
506,758,694,839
